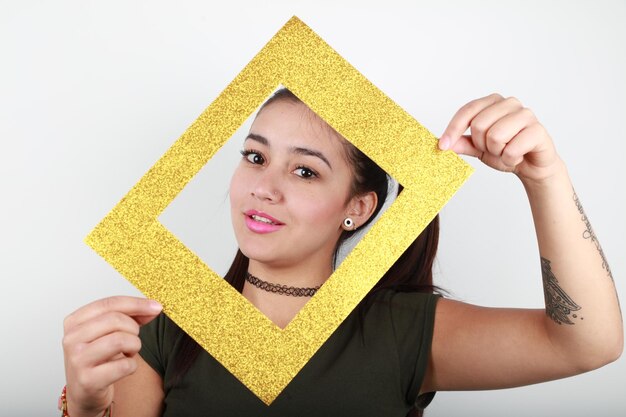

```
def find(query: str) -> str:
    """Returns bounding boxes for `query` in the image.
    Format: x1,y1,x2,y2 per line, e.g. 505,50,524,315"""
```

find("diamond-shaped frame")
86,16,472,404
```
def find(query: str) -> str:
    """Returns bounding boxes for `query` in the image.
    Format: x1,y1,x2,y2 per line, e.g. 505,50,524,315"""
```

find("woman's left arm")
423,94,623,393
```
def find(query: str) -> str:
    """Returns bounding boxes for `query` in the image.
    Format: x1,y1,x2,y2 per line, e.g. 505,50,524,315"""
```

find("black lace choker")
245,272,320,297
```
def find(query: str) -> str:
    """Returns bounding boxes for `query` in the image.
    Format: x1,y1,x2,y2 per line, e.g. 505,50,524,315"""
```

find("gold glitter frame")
86,16,472,404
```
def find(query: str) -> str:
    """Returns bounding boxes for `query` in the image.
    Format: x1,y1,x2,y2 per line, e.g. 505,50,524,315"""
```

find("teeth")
251,214,275,224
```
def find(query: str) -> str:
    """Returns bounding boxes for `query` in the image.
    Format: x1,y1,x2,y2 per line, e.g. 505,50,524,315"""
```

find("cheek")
288,172,353,228
292,189,346,228
229,167,246,207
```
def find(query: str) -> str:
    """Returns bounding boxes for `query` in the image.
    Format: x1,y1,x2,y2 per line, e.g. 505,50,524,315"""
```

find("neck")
242,259,333,329
246,273,320,297
246,258,333,289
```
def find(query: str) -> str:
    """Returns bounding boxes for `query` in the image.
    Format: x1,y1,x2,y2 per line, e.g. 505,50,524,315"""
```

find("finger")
501,123,546,168
484,107,536,157
77,332,142,368
63,311,141,347
65,333,142,388
469,97,525,154
64,297,162,331
92,356,139,388
439,93,504,150
72,355,139,393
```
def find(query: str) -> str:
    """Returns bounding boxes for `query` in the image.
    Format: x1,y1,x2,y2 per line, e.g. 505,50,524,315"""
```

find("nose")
251,168,283,203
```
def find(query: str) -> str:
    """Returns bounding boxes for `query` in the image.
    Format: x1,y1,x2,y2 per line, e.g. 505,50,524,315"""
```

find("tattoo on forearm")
541,257,582,325
573,190,613,282
573,190,622,317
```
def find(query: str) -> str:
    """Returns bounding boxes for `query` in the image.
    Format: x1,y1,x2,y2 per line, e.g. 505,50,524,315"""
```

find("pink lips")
244,210,285,234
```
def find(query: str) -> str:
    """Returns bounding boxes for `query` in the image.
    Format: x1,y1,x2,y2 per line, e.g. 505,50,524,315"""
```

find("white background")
1,1,624,415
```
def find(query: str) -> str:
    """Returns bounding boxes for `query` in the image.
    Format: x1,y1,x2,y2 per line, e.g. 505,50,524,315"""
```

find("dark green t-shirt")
139,290,439,416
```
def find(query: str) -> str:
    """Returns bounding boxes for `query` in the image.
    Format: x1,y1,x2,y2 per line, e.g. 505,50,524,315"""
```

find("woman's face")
229,99,356,270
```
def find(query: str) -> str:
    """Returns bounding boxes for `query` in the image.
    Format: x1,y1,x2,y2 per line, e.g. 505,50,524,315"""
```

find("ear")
345,191,378,230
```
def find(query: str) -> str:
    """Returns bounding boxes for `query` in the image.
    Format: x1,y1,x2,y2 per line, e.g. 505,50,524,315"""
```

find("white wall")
1,1,624,415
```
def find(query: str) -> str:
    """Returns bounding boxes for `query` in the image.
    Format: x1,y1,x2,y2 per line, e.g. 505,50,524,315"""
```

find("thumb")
133,311,162,326
131,300,163,326
442,135,482,158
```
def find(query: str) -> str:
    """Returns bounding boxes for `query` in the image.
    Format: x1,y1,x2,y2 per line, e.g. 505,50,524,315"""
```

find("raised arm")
422,94,623,393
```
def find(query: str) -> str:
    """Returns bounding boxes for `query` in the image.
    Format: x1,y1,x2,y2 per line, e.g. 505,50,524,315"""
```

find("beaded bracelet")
59,386,112,417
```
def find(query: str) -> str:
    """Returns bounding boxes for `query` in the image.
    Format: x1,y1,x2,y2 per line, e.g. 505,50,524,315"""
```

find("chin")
237,240,278,263
240,249,287,268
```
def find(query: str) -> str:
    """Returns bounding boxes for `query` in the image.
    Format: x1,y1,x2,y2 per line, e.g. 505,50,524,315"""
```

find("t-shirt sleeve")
388,292,440,410
139,312,169,377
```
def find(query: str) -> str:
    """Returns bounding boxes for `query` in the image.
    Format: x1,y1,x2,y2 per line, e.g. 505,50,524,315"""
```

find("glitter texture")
85,16,473,404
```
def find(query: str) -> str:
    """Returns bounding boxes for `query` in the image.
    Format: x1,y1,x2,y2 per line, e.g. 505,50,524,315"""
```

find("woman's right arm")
62,296,164,417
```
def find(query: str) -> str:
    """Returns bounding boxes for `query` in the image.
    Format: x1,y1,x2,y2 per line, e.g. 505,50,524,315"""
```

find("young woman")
62,88,623,417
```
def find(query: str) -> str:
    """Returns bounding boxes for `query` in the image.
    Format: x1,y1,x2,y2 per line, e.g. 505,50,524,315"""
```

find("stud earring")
343,217,355,230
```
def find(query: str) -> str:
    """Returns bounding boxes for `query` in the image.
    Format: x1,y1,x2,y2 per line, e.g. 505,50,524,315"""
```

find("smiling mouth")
250,214,278,225
245,211,285,226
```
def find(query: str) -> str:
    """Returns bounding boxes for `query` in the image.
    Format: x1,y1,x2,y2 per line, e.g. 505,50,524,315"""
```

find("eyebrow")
245,133,333,170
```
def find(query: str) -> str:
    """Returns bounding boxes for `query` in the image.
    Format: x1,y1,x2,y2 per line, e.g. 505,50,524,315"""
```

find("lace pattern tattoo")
542,257,582,325
573,190,622,316
573,190,613,282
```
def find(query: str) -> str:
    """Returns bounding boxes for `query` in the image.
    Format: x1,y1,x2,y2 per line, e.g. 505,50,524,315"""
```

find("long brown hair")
170,88,440,416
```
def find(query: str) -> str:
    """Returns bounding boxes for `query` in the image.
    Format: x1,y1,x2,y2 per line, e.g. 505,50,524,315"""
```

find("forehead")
251,100,346,154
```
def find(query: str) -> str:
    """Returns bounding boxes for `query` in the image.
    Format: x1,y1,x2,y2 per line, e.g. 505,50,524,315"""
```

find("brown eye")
294,166,318,179
240,150,265,165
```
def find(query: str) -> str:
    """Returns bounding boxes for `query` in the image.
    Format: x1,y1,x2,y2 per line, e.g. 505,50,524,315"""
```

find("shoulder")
363,289,441,320
358,289,440,353
363,290,441,406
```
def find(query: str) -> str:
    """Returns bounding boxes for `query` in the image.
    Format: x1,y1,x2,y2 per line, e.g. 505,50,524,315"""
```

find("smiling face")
229,99,360,273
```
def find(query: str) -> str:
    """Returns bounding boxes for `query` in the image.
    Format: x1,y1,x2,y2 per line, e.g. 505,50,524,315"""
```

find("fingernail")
438,135,450,150
149,300,163,312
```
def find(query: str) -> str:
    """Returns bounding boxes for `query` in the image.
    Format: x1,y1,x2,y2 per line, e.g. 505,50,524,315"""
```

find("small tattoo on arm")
541,257,582,325
573,190,613,282
573,190,622,317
